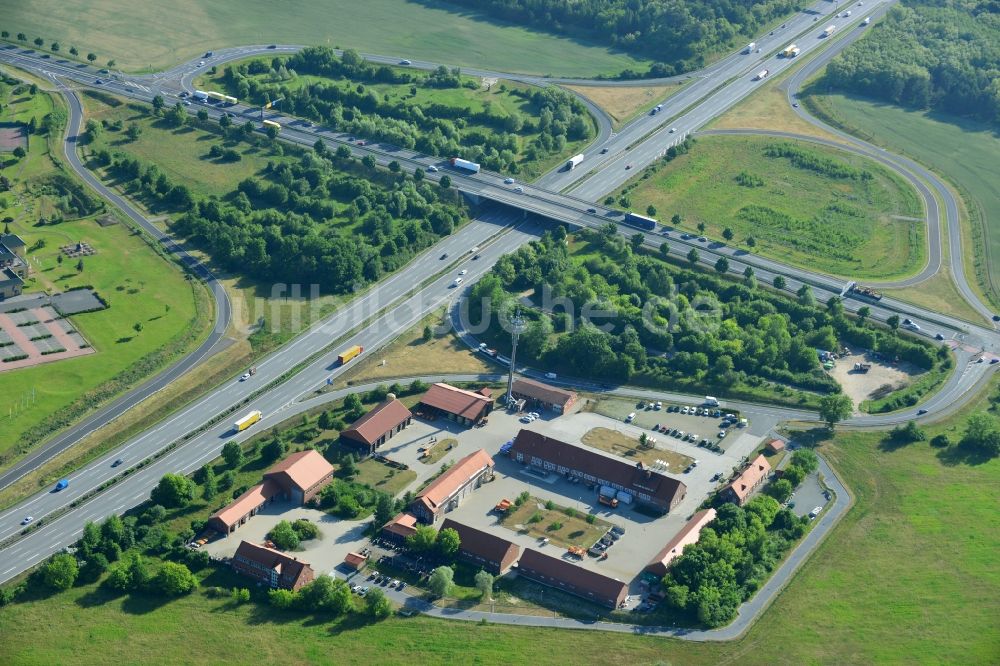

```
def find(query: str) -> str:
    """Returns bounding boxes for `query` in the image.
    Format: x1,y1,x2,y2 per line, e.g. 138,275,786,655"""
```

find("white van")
704,396,720,407
625,412,636,422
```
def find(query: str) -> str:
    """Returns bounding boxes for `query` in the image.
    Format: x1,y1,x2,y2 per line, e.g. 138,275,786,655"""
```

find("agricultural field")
619,134,925,280
804,91,1000,308
0,79,207,463
197,49,596,179
3,378,997,664
0,0,647,77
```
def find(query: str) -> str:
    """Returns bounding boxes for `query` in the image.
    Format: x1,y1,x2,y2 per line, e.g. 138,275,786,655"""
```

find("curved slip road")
0,80,233,492
779,9,994,323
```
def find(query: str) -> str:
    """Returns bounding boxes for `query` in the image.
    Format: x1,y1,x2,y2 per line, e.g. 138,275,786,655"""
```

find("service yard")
201,396,772,596
829,352,921,411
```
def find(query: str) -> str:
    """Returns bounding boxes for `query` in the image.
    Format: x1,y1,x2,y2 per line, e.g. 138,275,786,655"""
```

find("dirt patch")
0,124,28,152
829,353,919,412
581,427,693,472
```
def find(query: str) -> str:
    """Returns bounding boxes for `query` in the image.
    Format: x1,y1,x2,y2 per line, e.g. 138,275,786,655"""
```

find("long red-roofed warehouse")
516,548,628,609
417,382,494,426
340,397,413,455
410,449,495,523
644,508,717,578
509,429,687,514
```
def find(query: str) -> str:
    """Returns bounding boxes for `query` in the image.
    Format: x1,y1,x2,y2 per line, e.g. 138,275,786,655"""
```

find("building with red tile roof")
510,430,686,514
723,454,772,506
381,512,419,544
340,398,413,455
644,508,718,578
208,449,335,537
262,449,335,505
411,449,495,523
516,548,628,609
766,439,786,453
440,518,521,574
343,551,368,571
231,540,315,591
418,383,494,426
511,378,577,414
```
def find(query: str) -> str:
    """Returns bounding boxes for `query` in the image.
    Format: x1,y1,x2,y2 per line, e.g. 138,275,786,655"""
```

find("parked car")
809,506,822,519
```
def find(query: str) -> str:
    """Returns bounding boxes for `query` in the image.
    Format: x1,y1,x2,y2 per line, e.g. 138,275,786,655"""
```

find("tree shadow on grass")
120,590,173,615
936,441,998,467
786,427,833,449
75,584,125,609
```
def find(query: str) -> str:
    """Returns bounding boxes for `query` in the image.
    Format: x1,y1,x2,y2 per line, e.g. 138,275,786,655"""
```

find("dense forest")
823,0,1000,124
89,133,466,293
421,0,798,75
219,47,593,174
467,226,945,403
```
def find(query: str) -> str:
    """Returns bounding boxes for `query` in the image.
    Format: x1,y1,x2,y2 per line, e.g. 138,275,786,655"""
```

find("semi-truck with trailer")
566,154,585,170
848,282,883,301
623,212,657,231
822,24,837,37
449,157,481,173
338,345,364,365
754,69,770,80
233,410,262,432
192,90,209,102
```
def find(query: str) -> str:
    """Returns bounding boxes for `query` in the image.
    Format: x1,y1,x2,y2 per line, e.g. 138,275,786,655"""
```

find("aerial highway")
0,0,996,587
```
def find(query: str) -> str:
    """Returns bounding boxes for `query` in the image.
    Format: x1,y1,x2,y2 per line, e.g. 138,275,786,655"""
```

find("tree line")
220,47,593,174
823,0,1000,125
468,226,945,402
416,0,799,76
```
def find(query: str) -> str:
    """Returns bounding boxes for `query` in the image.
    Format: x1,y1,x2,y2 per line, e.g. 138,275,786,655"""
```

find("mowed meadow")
0,0,646,77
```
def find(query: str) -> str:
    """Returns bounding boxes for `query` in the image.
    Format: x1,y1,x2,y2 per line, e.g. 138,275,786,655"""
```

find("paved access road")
0,80,233,492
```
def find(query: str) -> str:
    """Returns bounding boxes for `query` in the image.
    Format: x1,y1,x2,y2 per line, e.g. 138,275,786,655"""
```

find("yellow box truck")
233,410,262,432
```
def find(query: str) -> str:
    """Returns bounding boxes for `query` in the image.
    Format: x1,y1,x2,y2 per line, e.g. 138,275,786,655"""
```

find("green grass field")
2,376,998,663
0,0,647,78
621,135,925,280
0,84,206,462
803,91,1000,306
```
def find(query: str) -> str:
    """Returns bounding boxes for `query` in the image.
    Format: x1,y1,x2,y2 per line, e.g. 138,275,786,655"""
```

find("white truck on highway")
781,44,801,58
822,25,837,37
754,69,770,80
566,153,585,170
744,42,756,54
863,16,871,25
449,157,480,173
